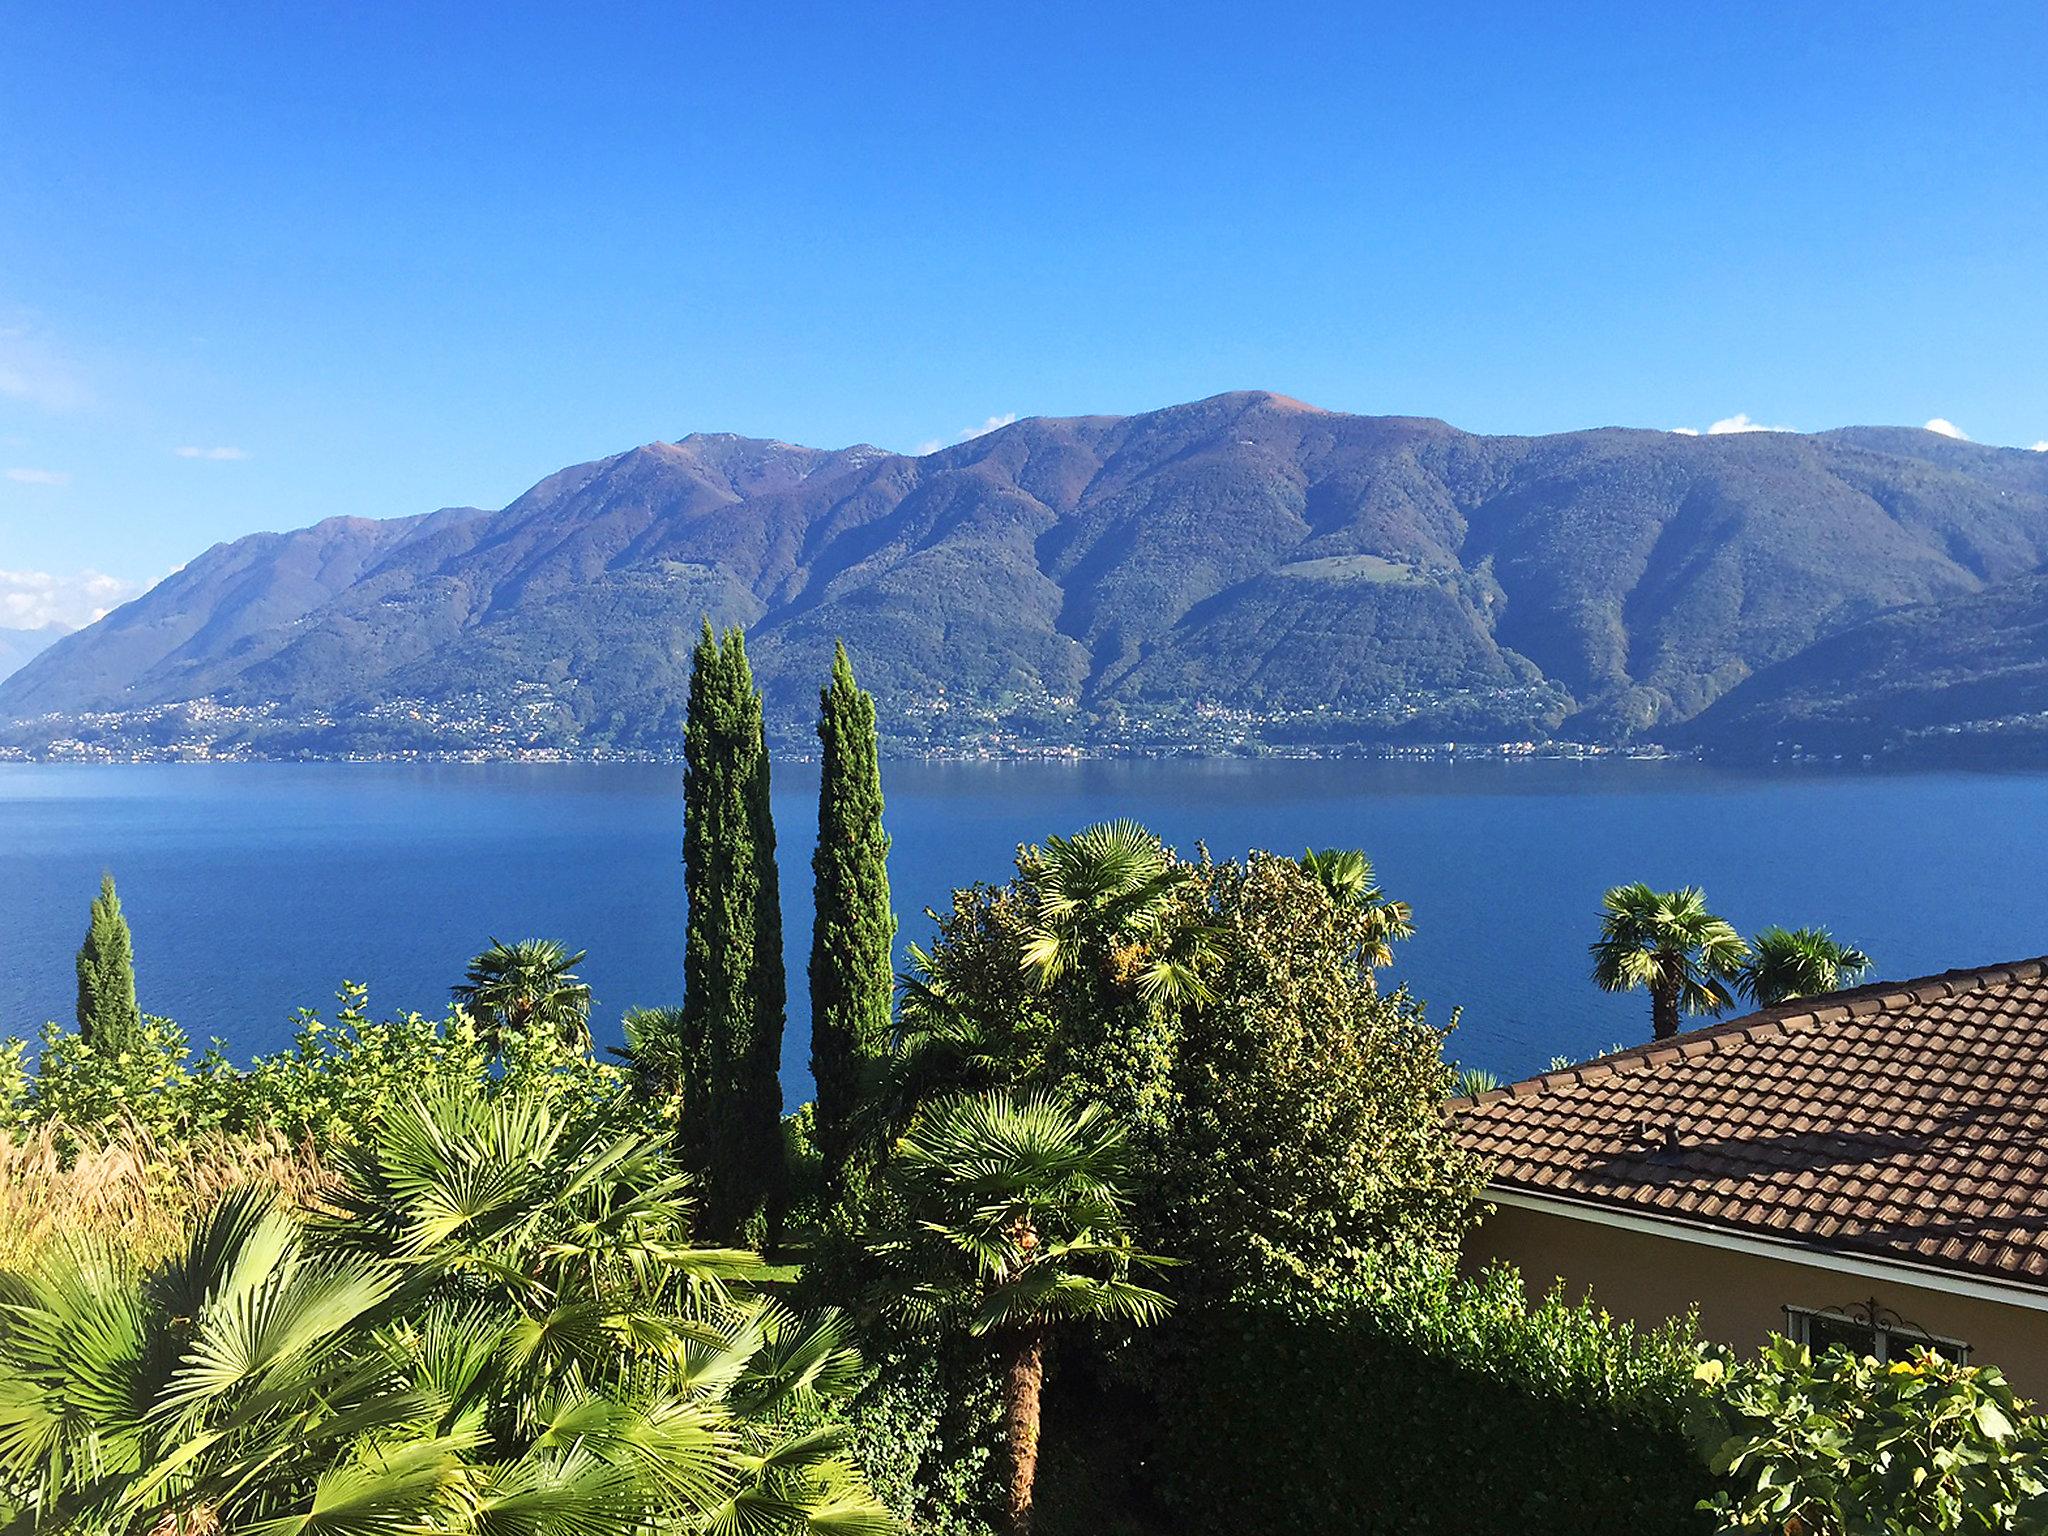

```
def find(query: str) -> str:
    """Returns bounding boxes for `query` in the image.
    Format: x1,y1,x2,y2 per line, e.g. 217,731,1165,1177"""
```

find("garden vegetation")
0,641,2042,1536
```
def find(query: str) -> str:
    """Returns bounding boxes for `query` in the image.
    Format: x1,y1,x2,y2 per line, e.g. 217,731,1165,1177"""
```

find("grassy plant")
0,1119,327,1269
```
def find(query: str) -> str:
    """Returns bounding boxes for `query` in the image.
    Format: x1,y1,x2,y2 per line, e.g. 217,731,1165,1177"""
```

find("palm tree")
1299,847,1415,968
0,1083,894,1536
1588,883,1749,1041
882,1092,1171,1536
1739,926,1873,1007
322,1082,892,1535
452,938,593,1054
0,1186,461,1536
618,1003,692,1103
867,939,1046,1136
1017,821,1217,1007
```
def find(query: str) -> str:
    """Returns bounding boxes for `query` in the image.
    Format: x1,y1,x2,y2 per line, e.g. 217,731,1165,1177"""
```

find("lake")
3,759,2046,1098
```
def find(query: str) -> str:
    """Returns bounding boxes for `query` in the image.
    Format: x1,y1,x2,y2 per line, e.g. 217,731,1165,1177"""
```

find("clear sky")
2,1,2044,625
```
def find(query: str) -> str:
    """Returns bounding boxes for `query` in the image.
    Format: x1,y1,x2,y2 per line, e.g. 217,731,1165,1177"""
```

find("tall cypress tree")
76,872,142,1053
808,641,894,1191
679,621,788,1242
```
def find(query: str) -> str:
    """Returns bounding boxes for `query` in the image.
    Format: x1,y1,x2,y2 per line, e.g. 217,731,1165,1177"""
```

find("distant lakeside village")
0,686,1732,766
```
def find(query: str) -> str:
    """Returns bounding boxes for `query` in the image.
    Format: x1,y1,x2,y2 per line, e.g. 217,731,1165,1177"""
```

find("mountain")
7,391,2048,759
0,624,70,685
1681,570,2048,764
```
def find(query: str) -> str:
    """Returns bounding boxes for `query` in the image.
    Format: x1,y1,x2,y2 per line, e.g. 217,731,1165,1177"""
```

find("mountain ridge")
9,391,2048,761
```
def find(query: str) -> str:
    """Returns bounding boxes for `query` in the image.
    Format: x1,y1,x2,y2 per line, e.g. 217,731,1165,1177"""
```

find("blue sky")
2,1,2044,625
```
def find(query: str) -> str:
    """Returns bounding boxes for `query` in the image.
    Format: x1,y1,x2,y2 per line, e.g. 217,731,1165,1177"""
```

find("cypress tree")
679,620,788,1242
76,872,142,1053
808,641,895,1191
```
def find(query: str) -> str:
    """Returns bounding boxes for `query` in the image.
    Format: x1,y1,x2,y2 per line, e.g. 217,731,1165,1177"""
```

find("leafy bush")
9,983,626,1149
20,1013,194,1139
1696,1338,2048,1533
192,983,624,1142
896,837,1485,1298
1155,1259,1716,1536
844,1343,1002,1536
1159,852,1484,1294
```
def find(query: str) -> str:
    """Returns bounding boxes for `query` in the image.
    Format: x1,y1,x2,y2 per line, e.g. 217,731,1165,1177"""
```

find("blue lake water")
2,759,2046,1099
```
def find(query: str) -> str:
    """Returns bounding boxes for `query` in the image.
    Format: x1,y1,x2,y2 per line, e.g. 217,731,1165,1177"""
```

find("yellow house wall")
1467,1200,2048,1392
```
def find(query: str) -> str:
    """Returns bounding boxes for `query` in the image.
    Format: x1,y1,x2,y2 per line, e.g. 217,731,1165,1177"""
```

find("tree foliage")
890,830,1480,1296
74,872,141,1054
1162,853,1483,1292
679,620,788,1243
809,642,896,1194
1737,925,1872,1007
1589,883,1749,1040
1696,1339,2048,1534
450,937,593,1054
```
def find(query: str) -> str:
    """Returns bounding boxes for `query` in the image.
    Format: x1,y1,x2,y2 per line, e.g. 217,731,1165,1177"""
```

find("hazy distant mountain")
7,391,2048,759
0,624,70,685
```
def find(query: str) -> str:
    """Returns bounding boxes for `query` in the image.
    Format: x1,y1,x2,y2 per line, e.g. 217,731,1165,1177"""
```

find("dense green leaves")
1162,853,1482,1291
0,1083,895,1536
74,873,142,1055
679,622,788,1244
808,642,896,1197
894,833,1480,1296
1696,1338,2048,1534
450,940,593,1055
1154,1260,1717,1536
1590,883,1749,1040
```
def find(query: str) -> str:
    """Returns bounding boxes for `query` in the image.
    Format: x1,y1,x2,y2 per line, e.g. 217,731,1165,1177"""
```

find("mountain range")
7,391,2048,762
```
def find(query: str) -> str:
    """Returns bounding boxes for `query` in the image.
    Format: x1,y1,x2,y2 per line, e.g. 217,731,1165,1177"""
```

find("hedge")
1153,1260,1715,1536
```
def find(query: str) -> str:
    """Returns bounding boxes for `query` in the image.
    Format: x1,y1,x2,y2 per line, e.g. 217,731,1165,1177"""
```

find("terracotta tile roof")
1454,957,2048,1289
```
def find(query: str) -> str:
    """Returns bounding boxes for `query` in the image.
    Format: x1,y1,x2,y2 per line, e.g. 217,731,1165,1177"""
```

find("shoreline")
0,739,1683,767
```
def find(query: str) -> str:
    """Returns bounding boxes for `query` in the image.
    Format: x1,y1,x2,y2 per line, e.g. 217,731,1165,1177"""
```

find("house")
1455,957,2048,1387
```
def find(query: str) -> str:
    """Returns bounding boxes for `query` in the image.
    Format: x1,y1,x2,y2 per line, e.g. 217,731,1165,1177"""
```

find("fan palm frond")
1739,925,1874,1006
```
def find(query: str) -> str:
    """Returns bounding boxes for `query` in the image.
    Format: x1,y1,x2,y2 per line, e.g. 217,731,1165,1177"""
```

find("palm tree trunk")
1002,1327,1047,1536
1652,977,1681,1040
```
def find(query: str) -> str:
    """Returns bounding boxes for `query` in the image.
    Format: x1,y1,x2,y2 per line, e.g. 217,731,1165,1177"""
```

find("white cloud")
2030,441,2047,453
1706,413,1795,435
0,568,143,628
5,467,70,486
1668,427,1699,436
1924,418,1969,440
915,412,1019,456
174,445,249,461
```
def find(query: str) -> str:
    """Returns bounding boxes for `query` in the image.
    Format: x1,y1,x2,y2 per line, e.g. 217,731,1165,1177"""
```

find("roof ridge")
1453,953,2048,1108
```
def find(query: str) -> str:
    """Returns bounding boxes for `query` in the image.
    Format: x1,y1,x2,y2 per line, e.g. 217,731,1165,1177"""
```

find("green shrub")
1155,1259,1715,1536
10,981,631,1150
1696,1337,2048,1533
24,1012,194,1139
844,1343,1002,1536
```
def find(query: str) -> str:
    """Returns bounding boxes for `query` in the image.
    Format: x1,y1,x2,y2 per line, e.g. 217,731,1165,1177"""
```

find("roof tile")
1454,956,2048,1290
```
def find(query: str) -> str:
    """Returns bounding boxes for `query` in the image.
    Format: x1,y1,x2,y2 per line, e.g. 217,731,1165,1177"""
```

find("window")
1784,1301,1968,1365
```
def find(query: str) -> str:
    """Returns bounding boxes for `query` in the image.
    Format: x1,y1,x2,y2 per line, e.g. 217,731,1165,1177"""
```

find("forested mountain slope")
1681,570,2048,764
8,392,2047,757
